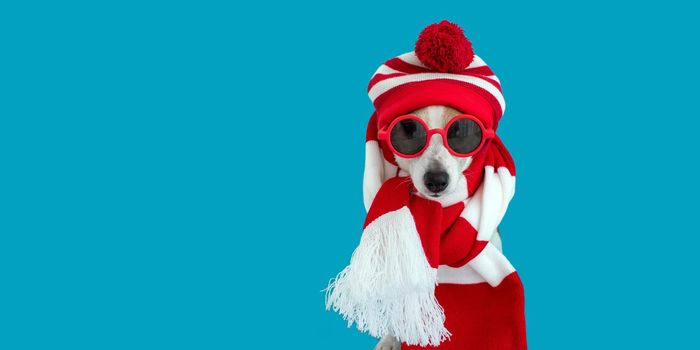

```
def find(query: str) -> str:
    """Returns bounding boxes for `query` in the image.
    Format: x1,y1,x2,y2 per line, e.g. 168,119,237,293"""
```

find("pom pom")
415,20,474,73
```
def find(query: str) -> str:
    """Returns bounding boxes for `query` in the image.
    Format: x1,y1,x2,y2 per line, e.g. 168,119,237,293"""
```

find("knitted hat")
369,20,505,133
363,20,509,210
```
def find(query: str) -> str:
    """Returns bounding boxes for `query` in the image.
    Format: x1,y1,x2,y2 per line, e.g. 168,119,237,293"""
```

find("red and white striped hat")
368,20,505,131
363,20,510,210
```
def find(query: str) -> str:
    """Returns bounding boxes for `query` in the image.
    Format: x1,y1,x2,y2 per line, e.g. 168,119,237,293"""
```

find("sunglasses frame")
377,114,495,158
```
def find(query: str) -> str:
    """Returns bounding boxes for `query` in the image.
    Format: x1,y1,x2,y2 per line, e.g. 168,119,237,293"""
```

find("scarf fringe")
325,207,450,346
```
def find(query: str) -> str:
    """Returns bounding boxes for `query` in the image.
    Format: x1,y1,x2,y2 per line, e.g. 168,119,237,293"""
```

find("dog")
373,105,502,350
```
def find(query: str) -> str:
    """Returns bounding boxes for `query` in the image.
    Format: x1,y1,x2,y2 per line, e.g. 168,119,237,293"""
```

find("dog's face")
394,105,474,200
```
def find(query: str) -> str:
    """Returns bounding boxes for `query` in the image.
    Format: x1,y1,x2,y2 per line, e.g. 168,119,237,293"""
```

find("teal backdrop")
2,1,699,349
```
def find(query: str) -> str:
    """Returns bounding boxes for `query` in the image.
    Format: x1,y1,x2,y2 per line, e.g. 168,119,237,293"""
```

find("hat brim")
374,79,500,131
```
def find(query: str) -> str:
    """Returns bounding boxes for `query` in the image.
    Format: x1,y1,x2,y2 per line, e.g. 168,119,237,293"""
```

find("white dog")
372,105,502,350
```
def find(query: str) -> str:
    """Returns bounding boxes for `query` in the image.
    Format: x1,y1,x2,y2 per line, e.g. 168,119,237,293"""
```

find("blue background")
1,1,699,349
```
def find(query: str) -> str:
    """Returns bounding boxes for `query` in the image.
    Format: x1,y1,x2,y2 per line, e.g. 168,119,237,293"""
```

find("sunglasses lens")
390,119,427,156
447,118,483,155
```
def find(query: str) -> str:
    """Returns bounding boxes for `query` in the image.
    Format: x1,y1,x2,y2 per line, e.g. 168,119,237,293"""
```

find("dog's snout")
424,170,449,194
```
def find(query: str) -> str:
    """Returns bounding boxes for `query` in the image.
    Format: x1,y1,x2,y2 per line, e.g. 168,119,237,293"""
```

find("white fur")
374,335,401,350
363,140,385,211
395,106,473,202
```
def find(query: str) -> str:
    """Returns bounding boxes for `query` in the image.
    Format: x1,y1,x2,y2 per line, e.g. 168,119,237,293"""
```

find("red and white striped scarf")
326,121,516,346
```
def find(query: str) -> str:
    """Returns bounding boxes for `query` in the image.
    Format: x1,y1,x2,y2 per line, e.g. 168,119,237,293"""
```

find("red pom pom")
415,20,474,73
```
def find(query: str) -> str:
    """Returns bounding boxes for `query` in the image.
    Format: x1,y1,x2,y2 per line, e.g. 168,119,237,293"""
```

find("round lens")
446,118,483,155
390,119,427,156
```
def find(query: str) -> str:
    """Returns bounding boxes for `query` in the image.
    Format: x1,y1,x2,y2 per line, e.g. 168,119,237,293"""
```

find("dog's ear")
363,113,387,211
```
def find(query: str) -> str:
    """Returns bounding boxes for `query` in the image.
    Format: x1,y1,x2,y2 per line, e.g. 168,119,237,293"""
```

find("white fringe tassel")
325,206,450,346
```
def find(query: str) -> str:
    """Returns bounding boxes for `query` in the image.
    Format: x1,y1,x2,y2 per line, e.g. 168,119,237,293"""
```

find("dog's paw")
374,335,401,350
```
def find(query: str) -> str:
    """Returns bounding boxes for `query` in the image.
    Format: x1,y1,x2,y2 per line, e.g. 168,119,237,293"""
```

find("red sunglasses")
377,114,495,158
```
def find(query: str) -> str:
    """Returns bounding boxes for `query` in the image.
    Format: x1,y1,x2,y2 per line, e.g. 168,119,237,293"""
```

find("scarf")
325,125,516,346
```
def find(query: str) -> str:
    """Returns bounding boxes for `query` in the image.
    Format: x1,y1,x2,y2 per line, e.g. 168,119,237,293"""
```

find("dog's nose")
424,171,449,194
